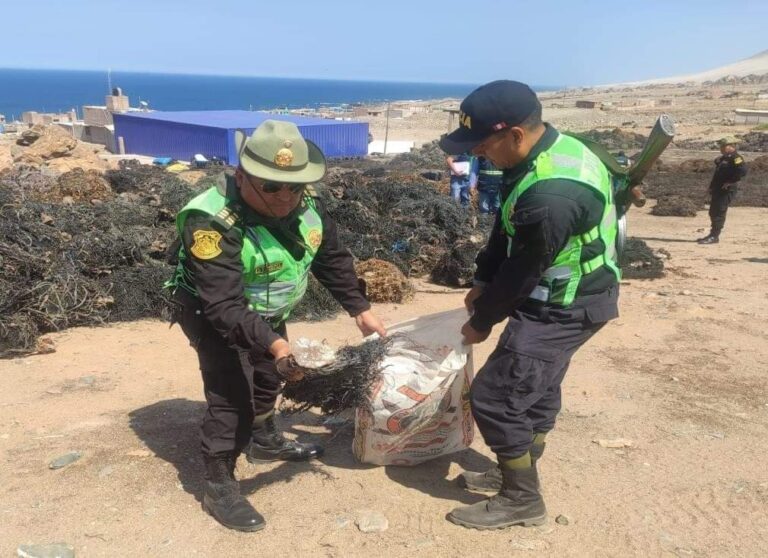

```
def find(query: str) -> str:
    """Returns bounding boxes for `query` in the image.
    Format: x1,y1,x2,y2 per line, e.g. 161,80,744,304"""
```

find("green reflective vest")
167,186,323,323
500,133,621,307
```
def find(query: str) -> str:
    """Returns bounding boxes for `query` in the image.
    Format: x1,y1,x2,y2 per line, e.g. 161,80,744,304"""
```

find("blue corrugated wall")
114,113,368,164
113,114,230,162
226,122,368,163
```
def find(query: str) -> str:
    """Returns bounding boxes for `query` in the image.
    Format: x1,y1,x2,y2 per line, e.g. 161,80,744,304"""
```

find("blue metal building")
112,110,368,163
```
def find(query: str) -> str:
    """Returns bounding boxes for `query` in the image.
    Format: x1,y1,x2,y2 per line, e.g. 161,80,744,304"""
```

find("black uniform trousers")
709,186,737,236
175,292,284,457
470,287,618,460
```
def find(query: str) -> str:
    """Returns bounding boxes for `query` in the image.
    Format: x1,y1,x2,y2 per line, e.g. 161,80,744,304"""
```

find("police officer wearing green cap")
697,136,748,244
166,119,386,532
439,80,620,530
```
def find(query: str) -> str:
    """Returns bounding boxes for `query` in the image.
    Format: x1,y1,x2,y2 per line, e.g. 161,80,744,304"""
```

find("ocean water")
0,69,485,119
0,69,559,120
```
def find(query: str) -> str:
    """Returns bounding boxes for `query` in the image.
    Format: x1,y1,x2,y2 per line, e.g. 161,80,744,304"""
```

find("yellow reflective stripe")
580,254,606,274
580,226,599,244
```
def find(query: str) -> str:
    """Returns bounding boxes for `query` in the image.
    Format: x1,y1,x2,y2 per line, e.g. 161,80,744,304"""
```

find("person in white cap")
166,120,386,532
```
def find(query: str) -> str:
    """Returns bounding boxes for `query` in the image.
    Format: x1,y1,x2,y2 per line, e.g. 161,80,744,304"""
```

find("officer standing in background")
439,81,620,530
476,156,503,214
697,135,747,245
166,120,386,532
445,151,477,208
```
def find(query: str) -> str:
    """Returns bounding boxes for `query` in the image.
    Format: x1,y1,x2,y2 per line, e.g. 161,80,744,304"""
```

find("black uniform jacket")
710,152,747,191
470,125,619,332
177,174,370,354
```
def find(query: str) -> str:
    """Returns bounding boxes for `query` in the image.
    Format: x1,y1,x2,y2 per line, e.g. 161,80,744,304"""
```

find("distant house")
576,100,600,109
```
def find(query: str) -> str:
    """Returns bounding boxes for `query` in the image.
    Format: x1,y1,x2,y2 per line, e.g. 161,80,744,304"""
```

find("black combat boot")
244,412,324,463
460,437,546,493
202,454,265,532
448,466,547,530
697,233,719,244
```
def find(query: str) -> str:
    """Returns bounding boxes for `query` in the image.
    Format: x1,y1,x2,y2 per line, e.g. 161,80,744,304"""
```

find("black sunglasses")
245,173,305,194
261,181,306,194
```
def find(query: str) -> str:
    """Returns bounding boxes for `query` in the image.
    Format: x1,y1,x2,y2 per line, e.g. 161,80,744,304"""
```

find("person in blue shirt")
446,152,477,208
476,156,502,214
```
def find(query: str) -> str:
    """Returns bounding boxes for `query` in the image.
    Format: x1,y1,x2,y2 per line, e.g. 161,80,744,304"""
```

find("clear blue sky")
2,0,766,86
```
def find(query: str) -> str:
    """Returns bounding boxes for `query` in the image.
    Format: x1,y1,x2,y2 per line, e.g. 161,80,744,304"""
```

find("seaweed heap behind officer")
439,81,620,530
697,135,747,245
165,120,386,532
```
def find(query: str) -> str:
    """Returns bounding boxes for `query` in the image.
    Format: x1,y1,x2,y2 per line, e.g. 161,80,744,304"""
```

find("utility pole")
383,102,391,155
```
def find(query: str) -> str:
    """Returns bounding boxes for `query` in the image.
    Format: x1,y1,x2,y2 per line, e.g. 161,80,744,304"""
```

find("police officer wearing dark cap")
439,80,620,530
697,135,748,245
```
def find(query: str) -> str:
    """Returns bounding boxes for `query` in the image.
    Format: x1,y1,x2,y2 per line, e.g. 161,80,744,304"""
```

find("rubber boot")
460,436,546,493
202,454,265,532
245,412,324,463
448,466,547,530
697,233,719,244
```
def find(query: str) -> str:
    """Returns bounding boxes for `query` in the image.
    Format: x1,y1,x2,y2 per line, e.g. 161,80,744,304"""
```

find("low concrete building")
576,100,600,109
22,110,77,126
83,106,114,127
734,108,768,124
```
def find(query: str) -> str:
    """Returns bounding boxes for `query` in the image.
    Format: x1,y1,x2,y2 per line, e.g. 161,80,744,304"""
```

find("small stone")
555,514,571,525
509,539,549,551
49,452,82,470
355,510,388,533
45,388,63,395
593,438,634,448
333,517,352,529
125,449,152,458
679,290,693,296
90,199,103,206
670,376,680,382
97,466,113,479
78,376,96,386
407,538,433,549
61,196,74,205
17,543,75,558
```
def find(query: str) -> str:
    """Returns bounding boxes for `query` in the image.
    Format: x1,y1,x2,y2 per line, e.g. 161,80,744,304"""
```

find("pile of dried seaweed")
620,237,665,279
281,336,393,415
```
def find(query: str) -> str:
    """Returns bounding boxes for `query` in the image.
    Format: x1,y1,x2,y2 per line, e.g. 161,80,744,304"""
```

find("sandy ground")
1,200,767,557
364,81,768,148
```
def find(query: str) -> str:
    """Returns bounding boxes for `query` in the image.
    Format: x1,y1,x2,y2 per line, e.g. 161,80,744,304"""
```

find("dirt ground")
1,199,767,557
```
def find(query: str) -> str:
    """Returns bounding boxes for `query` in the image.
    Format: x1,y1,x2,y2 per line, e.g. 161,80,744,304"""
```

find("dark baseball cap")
439,80,540,155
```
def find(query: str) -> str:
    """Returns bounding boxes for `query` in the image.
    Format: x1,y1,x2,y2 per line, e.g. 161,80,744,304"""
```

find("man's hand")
355,310,387,338
275,355,305,383
464,285,484,313
721,183,734,191
269,338,291,360
461,320,491,345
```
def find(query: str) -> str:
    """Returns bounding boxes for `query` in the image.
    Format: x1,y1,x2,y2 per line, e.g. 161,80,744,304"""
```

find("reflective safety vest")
500,133,621,307
167,186,323,323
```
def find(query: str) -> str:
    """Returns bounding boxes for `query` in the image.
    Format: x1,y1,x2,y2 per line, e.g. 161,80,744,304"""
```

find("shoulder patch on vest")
190,229,223,260
733,156,743,165
308,229,323,249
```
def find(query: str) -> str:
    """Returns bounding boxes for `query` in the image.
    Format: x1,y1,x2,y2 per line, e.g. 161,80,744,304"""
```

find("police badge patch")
190,229,223,260
308,229,323,249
